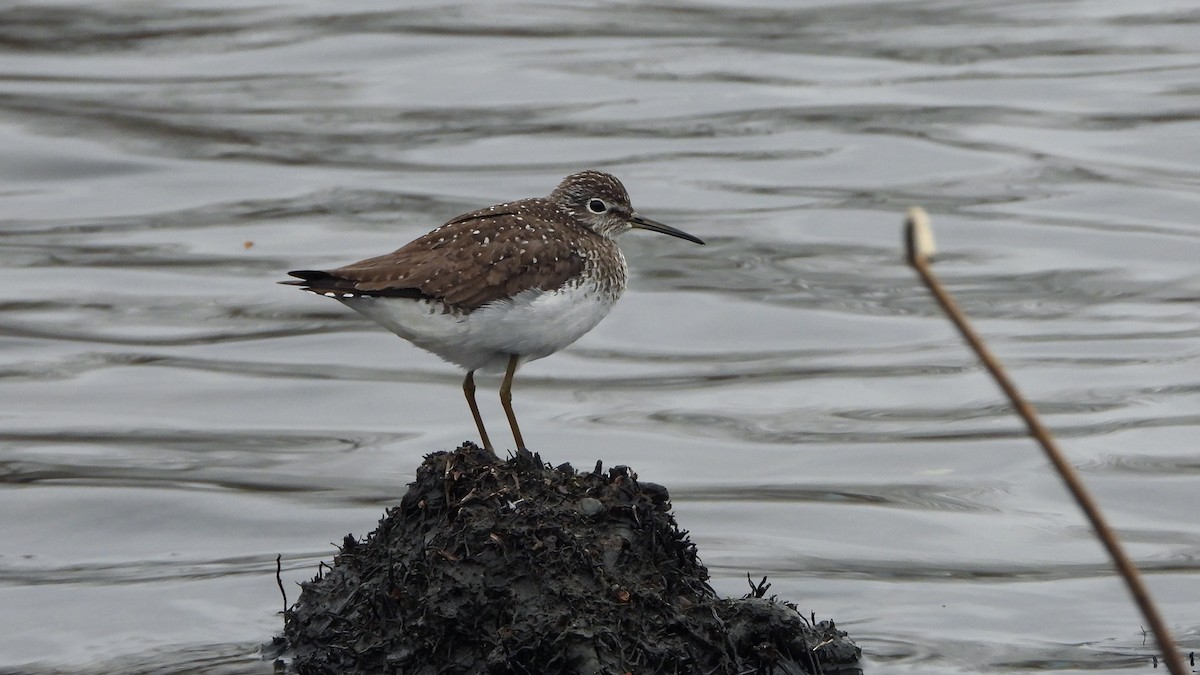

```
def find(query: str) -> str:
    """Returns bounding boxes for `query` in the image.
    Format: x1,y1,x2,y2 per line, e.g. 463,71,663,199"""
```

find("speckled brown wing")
284,198,591,312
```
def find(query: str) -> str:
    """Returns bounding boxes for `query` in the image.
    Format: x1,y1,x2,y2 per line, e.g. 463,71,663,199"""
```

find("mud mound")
280,442,861,674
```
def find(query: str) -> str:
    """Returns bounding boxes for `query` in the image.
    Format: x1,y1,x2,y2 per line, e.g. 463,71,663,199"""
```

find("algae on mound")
279,442,861,674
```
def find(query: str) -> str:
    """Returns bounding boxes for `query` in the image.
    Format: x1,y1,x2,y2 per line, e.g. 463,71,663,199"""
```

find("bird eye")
586,198,607,214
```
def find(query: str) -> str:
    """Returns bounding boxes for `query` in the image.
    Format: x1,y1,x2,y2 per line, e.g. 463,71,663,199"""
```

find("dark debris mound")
279,442,861,674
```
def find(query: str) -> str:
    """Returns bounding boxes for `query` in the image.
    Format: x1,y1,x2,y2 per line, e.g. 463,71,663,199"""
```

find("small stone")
578,497,605,518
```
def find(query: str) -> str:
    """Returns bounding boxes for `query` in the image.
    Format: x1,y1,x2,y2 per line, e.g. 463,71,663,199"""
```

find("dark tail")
279,270,335,287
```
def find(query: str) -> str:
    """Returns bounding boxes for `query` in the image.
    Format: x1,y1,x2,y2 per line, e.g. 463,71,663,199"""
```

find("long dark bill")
631,215,705,245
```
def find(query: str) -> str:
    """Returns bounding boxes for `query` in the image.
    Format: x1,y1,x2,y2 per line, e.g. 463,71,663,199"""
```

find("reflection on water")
2,1,1199,673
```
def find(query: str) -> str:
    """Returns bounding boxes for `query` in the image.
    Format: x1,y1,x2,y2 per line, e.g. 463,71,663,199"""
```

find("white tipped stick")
904,206,936,264
903,209,1186,675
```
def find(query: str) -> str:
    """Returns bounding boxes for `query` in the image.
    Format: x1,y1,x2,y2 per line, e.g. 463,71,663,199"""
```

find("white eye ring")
586,198,608,214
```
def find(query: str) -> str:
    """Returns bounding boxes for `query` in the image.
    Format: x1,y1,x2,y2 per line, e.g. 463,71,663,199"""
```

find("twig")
903,207,1185,675
276,554,288,616
746,573,771,598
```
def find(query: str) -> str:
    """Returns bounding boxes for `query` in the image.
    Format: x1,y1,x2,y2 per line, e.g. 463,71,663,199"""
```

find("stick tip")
905,206,936,264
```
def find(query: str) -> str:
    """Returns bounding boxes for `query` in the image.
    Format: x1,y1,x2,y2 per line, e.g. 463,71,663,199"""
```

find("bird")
282,170,704,450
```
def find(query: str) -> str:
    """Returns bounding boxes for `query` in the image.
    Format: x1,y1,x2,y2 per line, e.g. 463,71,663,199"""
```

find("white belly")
342,283,620,373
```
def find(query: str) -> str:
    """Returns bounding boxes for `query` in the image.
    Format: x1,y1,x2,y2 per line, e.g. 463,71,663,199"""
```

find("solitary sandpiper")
283,171,704,450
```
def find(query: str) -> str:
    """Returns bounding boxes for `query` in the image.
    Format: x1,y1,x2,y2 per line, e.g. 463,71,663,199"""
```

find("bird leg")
463,370,492,450
499,354,526,450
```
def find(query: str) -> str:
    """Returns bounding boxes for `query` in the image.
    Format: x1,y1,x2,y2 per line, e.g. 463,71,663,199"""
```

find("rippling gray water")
3,1,1199,673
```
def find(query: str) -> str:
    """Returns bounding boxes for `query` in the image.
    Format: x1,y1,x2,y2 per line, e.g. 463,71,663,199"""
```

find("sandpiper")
283,171,704,450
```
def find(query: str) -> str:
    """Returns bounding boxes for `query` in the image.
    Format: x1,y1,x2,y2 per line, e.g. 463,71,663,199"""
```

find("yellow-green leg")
499,354,526,450
463,371,492,450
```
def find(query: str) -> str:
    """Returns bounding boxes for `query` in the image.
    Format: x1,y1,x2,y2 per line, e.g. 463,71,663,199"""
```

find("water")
2,1,1199,672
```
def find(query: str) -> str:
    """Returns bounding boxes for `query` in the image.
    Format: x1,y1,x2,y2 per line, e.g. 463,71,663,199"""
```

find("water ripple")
707,554,1200,583
0,552,325,587
676,481,1003,513
0,427,412,502
587,409,1200,445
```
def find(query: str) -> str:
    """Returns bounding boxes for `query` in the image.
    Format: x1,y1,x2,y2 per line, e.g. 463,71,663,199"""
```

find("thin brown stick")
903,207,1184,675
